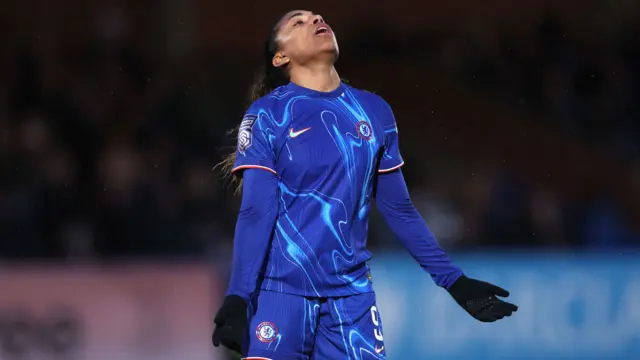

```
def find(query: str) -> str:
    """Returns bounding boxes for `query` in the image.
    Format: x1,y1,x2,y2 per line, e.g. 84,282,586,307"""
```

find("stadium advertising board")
0,264,224,360
371,253,640,360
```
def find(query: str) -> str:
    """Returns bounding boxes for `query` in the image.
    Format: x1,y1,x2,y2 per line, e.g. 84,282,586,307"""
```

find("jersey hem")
258,287,376,299
378,161,405,173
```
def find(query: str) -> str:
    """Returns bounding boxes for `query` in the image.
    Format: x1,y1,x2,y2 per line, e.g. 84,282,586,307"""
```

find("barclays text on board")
369,253,640,360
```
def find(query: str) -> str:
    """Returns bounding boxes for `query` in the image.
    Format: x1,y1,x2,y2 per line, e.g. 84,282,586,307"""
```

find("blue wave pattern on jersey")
235,82,402,298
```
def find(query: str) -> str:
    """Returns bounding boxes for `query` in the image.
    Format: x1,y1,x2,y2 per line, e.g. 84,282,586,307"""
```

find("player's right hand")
212,295,248,355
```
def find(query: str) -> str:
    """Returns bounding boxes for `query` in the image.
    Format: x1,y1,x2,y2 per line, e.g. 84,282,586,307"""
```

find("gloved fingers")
497,300,518,313
463,295,518,322
483,282,510,297
213,324,246,354
475,308,503,323
219,330,243,354
213,308,227,325
485,300,517,319
212,327,221,347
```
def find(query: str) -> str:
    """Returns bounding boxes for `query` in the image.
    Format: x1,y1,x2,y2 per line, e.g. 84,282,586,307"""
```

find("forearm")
226,169,279,299
375,170,463,289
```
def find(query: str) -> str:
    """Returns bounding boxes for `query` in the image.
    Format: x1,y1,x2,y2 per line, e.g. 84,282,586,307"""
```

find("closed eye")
293,19,304,27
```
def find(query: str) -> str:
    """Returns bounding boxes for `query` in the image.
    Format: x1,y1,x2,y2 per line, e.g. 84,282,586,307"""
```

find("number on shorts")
370,306,384,341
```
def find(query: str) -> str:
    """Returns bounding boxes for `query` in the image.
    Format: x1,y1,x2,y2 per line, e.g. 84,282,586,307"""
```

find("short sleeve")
378,101,405,173
232,107,277,175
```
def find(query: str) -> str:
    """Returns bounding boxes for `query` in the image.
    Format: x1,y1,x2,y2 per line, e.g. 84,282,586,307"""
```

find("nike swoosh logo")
289,127,311,138
374,346,384,354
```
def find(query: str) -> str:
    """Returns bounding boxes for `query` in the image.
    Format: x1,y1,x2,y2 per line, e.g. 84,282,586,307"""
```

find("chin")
319,42,339,57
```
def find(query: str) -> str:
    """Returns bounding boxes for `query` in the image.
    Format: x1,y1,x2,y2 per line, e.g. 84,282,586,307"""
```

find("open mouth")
315,26,331,35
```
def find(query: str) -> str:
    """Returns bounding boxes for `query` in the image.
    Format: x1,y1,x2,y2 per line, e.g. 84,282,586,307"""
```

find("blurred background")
0,0,639,359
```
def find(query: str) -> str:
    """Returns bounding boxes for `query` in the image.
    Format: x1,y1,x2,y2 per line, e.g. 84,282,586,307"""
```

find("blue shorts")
245,290,386,360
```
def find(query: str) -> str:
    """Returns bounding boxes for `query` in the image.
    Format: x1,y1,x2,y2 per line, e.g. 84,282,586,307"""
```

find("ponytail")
216,27,289,194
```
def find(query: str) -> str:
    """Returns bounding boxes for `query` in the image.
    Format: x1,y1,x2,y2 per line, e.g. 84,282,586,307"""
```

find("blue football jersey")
233,82,404,297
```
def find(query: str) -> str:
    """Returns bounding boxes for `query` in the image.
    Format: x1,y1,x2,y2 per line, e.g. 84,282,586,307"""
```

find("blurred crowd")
0,8,638,260
0,24,238,259
427,13,640,249
448,15,640,156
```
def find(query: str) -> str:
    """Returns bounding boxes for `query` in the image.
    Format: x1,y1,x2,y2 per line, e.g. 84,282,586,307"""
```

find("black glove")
212,295,248,354
448,275,518,322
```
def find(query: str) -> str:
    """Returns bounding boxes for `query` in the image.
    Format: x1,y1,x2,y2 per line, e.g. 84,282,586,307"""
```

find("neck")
289,63,341,93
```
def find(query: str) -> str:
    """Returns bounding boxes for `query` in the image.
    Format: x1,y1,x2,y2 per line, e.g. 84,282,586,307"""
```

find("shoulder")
243,86,287,119
348,86,395,125
249,86,293,111
349,86,392,109
245,94,275,114
240,87,293,139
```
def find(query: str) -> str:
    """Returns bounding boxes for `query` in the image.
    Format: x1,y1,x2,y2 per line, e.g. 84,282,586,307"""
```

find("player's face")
272,10,339,68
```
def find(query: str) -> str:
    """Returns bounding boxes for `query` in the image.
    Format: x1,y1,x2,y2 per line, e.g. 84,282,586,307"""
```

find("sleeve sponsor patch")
237,114,257,154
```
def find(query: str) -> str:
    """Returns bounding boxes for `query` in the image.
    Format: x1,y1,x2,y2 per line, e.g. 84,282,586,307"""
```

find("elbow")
238,205,275,222
377,200,419,220
238,195,278,222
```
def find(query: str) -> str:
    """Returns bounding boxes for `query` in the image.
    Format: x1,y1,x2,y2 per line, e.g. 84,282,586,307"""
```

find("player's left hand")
447,275,518,322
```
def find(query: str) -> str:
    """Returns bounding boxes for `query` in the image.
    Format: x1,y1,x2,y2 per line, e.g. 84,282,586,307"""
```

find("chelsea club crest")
256,321,278,343
355,120,373,140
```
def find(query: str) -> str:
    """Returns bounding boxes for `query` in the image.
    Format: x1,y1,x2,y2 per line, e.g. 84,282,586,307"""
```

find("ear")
272,52,290,68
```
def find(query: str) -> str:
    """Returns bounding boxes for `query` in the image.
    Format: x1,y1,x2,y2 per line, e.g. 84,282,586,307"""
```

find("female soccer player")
212,10,517,360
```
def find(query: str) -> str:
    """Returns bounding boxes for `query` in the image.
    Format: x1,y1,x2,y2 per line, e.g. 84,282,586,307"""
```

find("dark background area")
0,1,638,360
1,0,638,259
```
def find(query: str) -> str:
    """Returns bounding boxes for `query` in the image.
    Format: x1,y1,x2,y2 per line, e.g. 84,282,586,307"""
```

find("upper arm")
232,102,278,175
378,99,405,173
375,168,412,209
238,168,279,217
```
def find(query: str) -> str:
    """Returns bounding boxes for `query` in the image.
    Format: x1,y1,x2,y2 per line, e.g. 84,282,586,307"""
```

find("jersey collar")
285,81,346,98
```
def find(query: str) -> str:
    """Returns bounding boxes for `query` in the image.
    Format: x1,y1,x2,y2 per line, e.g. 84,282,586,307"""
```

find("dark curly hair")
216,20,290,193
